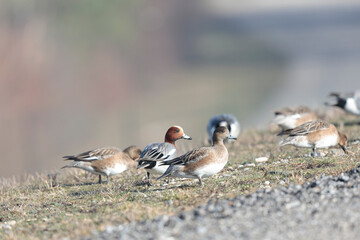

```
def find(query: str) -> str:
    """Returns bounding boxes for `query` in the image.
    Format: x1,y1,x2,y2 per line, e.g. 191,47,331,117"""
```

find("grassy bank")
1,117,359,239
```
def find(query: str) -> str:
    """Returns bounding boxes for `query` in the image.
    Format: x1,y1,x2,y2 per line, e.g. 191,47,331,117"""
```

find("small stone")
6,220,16,226
105,226,115,234
245,163,256,167
196,226,207,235
165,200,173,206
243,168,250,171
319,152,326,157
339,175,350,182
264,181,270,185
2,224,11,230
255,157,268,163
285,201,301,209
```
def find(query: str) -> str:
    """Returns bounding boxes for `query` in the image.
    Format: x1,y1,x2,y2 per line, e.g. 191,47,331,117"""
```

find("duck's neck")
123,154,136,168
165,138,176,147
128,158,138,168
213,139,225,147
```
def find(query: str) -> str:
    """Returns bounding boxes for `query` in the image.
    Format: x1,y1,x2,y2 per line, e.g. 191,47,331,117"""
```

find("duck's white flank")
274,113,301,129
345,98,360,115
146,164,169,175
193,162,227,178
284,134,339,149
103,164,127,176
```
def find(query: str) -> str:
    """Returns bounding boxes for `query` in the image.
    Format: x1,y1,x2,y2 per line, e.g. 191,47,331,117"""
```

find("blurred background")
1,0,360,178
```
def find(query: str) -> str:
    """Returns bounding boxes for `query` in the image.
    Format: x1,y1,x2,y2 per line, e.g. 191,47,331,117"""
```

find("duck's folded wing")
63,147,121,161
285,121,330,136
161,147,209,166
139,143,176,161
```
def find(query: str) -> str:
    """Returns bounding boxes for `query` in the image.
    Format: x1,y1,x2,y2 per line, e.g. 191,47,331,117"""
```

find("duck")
157,126,236,186
326,91,360,115
207,114,240,144
273,106,317,130
278,120,347,156
137,126,192,186
62,145,141,183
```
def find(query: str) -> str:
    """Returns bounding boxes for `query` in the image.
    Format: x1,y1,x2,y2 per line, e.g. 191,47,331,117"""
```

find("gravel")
86,166,360,240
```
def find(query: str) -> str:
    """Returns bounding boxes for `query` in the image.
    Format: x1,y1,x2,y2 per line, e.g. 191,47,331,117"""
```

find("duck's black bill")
341,145,348,154
228,135,237,140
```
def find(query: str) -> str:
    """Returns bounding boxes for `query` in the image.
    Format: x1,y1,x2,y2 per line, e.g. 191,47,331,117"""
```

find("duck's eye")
175,129,180,133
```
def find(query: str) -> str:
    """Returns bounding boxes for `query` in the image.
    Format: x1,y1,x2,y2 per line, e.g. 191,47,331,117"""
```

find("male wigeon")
137,126,192,186
273,106,317,130
62,145,141,183
326,91,360,116
278,120,348,156
207,114,240,143
157,126,236,186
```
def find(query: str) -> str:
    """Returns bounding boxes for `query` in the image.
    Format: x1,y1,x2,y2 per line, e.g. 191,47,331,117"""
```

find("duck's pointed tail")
61,161,82,169
278,137,293,146
61,161,93,172
157,165,173,180
137,160,155,169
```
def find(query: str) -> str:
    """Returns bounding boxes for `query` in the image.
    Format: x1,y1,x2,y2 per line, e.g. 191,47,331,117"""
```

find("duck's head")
165,126,192,144
123,146,142,160
326,93,347,108
338,131,348,154
212,126,237,143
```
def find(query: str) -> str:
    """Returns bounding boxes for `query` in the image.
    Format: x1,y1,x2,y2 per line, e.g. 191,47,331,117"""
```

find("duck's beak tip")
182,134,192,140
228,135,237,140
341,145,348,154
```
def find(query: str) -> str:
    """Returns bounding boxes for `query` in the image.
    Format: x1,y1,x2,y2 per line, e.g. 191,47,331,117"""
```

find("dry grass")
1,117,360,240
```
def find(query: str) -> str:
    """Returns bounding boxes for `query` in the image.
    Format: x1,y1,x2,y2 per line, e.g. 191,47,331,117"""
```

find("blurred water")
0,1,360,177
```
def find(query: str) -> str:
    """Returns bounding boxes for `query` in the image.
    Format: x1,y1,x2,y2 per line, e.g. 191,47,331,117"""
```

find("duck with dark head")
137,125,192,186
158,126,237,186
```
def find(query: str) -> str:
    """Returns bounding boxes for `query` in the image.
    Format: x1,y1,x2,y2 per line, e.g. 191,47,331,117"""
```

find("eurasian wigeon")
137,126,192,186
207,114,240,143
273,106,317,130
278,120,348,156
157,126,236,186
326,91,360,116
62,146,141,183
